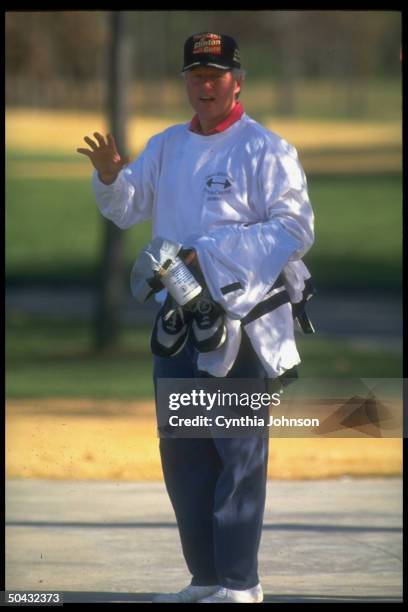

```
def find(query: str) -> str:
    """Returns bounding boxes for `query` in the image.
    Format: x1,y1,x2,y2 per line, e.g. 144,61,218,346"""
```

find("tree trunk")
95,11,128,352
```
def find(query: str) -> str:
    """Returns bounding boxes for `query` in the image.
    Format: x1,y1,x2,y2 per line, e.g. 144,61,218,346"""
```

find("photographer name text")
167,415,320,429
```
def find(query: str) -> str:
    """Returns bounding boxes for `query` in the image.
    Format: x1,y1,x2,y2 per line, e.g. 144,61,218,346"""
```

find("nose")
200,78,215,97
201,77,213,87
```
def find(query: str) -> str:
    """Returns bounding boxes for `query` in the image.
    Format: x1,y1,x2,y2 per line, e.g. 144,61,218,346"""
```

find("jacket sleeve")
92,134,162,229
257,140,314,259
192,140,315,319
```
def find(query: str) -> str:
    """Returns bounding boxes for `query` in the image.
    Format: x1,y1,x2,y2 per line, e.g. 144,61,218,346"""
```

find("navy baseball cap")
182,32,241,72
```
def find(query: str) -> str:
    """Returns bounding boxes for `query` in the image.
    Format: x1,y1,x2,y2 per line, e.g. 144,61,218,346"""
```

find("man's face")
184,66,241,129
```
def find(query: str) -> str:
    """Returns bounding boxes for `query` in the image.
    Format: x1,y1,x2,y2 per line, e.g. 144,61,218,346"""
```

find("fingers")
77,132,127,168
83,136,98,150
81,133,107,150
93,132,106,147
76,148,92,157
183,250,197,265
80,132,119,152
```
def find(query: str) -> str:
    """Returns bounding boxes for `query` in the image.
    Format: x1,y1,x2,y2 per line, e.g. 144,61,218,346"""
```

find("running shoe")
150,294,190,357
189,289,227,352
152,584,219,603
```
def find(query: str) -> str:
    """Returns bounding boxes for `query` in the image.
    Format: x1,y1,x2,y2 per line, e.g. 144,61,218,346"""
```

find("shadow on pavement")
263,595,403,603
60,591,402,603
6,520,401,534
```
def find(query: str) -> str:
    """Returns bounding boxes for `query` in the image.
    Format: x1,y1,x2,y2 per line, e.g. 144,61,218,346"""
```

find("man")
78,32,314,604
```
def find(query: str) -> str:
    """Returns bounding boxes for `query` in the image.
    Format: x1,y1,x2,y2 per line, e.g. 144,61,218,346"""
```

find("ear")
234,76,242,99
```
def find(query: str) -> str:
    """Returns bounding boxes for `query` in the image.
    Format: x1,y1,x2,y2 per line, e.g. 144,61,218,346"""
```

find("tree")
94,11,129,352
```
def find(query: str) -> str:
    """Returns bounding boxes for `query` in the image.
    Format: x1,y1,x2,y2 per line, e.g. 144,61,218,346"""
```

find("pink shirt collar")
189,102,244,135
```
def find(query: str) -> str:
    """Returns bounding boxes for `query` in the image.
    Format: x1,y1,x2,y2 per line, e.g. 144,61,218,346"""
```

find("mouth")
199,97,215,102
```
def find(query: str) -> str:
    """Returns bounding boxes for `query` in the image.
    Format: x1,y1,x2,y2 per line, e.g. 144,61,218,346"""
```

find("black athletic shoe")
151,295,191,357
189,289,227,352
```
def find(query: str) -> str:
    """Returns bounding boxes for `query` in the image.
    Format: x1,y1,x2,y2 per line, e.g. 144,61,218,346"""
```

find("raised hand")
77,132,130,184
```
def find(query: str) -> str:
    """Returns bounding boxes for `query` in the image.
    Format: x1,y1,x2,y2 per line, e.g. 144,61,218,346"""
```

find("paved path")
5,477,402,603
6,287,402,350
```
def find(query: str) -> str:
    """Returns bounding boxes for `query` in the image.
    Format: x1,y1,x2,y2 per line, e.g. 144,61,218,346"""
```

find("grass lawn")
6,175,152,284
6,314,402,399
6,173,402,290
306,174,402,289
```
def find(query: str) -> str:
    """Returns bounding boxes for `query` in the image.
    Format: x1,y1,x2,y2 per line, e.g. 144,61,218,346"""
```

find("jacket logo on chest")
205,172,233,200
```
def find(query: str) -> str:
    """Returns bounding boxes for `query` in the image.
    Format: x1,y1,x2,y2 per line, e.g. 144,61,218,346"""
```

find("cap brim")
182,61,232,72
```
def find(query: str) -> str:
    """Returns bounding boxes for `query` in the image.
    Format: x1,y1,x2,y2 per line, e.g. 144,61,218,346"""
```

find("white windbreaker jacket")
92,112,315,377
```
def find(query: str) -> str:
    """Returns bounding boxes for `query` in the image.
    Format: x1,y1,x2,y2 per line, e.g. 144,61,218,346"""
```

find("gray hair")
232,68,246,82
232,69,245,99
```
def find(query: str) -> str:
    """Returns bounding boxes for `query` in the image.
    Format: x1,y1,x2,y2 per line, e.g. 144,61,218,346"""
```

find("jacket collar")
189,102,244,135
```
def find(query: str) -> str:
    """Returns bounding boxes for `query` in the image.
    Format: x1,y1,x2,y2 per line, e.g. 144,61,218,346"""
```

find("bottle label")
161,257,202,305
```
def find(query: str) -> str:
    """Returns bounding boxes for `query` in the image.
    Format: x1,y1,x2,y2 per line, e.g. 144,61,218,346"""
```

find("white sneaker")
152,584,220,603
198,583,263,603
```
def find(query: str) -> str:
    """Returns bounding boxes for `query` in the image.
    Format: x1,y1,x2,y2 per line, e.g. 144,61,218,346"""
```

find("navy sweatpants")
153,331,269,590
